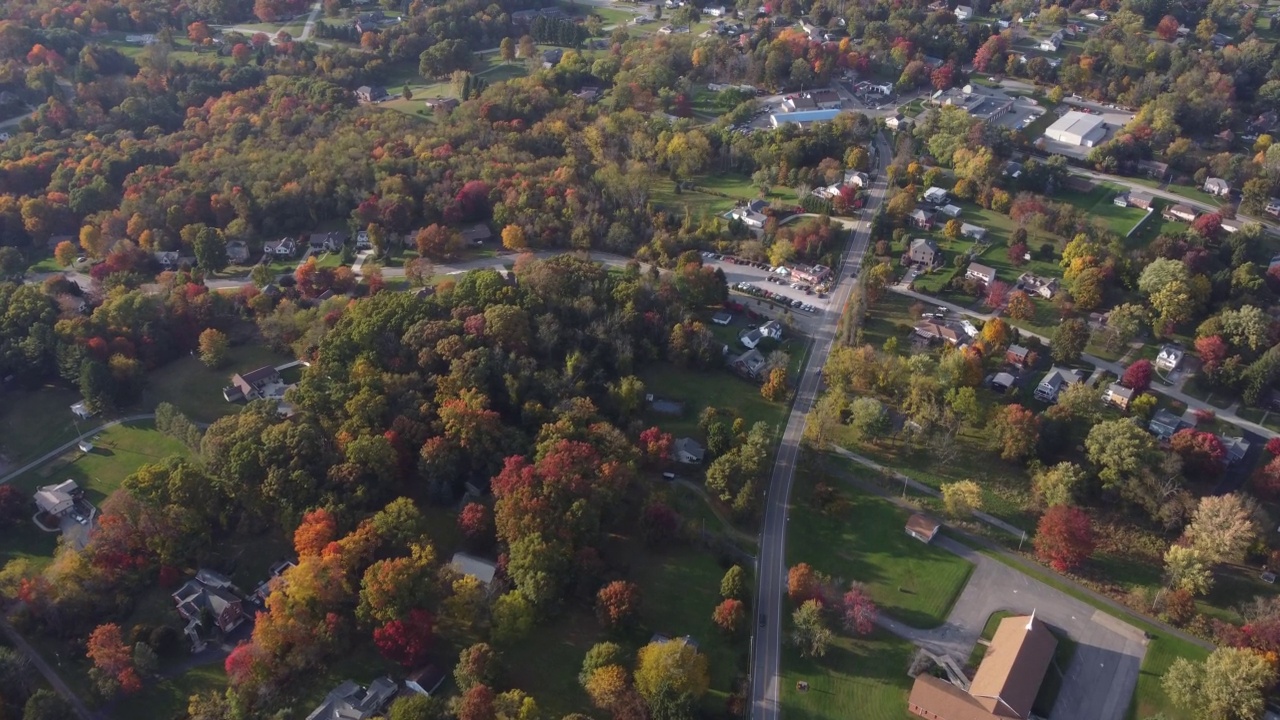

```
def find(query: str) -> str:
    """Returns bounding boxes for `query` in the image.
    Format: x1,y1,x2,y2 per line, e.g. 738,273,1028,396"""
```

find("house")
1127,191,1154,210
990,372,1016,393
541,48,563,68
789,263,831,285
1155,344,1184,372
224,365,282,402
1043,111,1107,147
1220,436,1250,465
1104,383,1135,410
954,5,973,19
172,570,245,634
923,187,949,204
1137,160,1169,179
1164,204,1198,222
727,205,767,229
782,95,818,112
1202,177,1230,197
844,170,869,187
1017,273,1059,299
965,262,997,286
933,84,1014,121
34,479,80,516
908,614,1057,720
704,4,727,16
154,250,182,269
1034,366,1084,403
1148,408,1188,441
909,209,936,230
460,224,492,244
960,223,987,241
906,238,941,268
731,348,767,379
424,96,459,112
406,665,447,696
1005,344,1031,367
70,400,94,419
1039,30,1064,51
673,437,706,464
885,114,908,131
938,204,962,219
226,240,250,265
740,320,783,349
807,89,841,109
574,86,601,102
1112,192,1131,207
252,559,298,603
264,237,297,257
306,678,398,720
1267,199,1280,218
914,321,965,346
905,514,941,543
712,311,733,325
308,231,345,254
355,85,388,103
450,552,498,587
1003,161,1023,179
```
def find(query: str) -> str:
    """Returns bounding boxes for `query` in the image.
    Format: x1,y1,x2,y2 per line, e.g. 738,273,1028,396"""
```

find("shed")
905,513,941,543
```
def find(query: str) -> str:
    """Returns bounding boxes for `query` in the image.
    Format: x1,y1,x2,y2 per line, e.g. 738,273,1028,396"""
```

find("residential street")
888,285,1279,440
749,132,892,720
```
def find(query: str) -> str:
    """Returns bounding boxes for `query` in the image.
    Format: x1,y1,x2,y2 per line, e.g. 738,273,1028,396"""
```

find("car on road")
759,614,767,627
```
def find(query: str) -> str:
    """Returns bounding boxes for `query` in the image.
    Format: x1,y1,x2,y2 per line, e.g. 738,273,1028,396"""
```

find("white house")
704,5,727,16
1155,345,1184,372
844,170,869,187
1034,367,1085,403
740,320,783,349
70,401,94,420
34,479,79,516
673,437,706,464
1203,177,1230,197
965,262,996,285
954,5,973,19
960,223,987,240
1039,30,1064,51
450,552,497,587
923,187,949,204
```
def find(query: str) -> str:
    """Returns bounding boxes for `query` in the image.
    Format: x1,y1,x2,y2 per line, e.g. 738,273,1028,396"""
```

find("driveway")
882,535,1147,720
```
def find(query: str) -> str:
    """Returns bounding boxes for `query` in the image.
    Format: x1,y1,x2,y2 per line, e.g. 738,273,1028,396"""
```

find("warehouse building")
1043,111,1107,147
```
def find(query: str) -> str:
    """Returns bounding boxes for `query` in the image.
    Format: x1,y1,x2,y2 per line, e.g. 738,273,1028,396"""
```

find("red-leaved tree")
457,684,497,720
1034,505,1095,572
1170,429,1227,478
787,563,819,604
713,598,746,634
87,623,142,695
458,503,494,547
985,280,1009,309
1121,359,1153,391
373,609,435,668
294,507,337,557
1156,14,1181,40
841,583,878,635
596,580,642,630
1267,438,1280,457
1195,335,1228,375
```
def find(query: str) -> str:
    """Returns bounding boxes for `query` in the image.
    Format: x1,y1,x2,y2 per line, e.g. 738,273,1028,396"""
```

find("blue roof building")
769,109,844,128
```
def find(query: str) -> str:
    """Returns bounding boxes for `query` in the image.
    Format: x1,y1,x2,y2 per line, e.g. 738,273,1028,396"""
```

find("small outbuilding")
905,513,941,543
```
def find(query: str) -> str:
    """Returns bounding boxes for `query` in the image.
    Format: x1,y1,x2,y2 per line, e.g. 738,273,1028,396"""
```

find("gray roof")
674,437,705,460
450,552,497,585
307,678,398,720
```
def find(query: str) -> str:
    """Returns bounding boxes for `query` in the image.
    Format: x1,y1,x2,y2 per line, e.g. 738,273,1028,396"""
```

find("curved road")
750,132,892,720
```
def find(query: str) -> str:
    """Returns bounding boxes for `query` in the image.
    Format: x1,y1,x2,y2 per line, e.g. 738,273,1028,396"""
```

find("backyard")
141,343,293,424
638,348,801,439
779,630,917,720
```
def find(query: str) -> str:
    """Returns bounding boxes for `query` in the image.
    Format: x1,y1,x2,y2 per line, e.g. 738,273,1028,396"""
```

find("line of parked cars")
732,281,820,313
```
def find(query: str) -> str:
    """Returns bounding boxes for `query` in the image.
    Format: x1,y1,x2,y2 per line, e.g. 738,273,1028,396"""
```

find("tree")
54,240,77,267
1164,647,1273,720
1034,506,1095,572
388,694,445,720
1005,290,1034,320
518,34,536,59
456,685,496,720
980,318,1010,350
416,224,463,259
293,508,337,557
1164,545,1214,595
0,484,25,526
373,609,435,668
455,643,499,691
192,225,228,271
579,642,625,688
787,563,818,603
1032,462,1086,508
944,218,962,242
1170,430,1228,479
23,690,75,720
941,480,982,518
1051,318,1089,363
840,583,877,636
1156,14,1181,40
583,664,631,712
760,367,788,401
721,565,747,600
197,328,229,369
499,37,516,64
501,224,527,251
634,638,709,703
1051,381,1103,423
712,598,745,634
595,581,642,631
791,600,832,657
1122,360,1153,391
987,404,1040,461
1185,493,1261,563
846,396,889,444
491,591,535,644
86,623,140,695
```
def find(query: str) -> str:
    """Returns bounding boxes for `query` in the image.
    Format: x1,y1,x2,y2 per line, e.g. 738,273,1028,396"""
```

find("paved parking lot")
703,255,836,315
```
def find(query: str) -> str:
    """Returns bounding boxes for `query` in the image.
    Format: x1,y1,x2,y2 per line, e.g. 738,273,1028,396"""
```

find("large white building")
1043,111,1106,147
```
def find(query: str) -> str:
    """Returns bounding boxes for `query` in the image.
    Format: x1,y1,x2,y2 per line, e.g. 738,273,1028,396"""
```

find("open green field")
788,471,973,628
142,343,293,424
0,384,87,467
638,357,794,439
116,664,229,719
7,420,191,502
504,609,600,718
779,630,916,720
379,52,530,116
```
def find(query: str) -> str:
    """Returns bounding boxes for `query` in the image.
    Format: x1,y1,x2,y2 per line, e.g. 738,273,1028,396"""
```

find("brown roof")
969,615,1057,719
909,675,996,720
906,513,940,539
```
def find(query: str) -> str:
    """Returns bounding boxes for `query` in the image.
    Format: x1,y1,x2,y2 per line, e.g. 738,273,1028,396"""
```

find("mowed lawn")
780,630,917,720
1128,634,1210,720
788,476,972,629
639,361,792,439
7,421,191,502
0,384,86,467
141,343,293,424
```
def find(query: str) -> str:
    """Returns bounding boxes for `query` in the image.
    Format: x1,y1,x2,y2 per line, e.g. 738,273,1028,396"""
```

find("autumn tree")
1005,290,1034,320
791,600,832,657
293,508,337,557
456,684,496,720
720,565,746,600
54,240,77,267
987,403,1040,461
458,503,494,548
455,643,499,691
634,638,709,705
760,367,788,401
1032,462,1086,508
1034,506,1095,572
595,580,642,631
840,583,877,636
1185,493,1261,564
374,609,435,668
416,224,463,260
1164,545,1213,595
501,224,527,251
1122,359,1153,391
787,563,819,604
500,37,516,64
1170,430,1227,479
86,623,141,696
491,591,535,644
1051,318,1089,363
1164,647,1273,720
941,480,982,518
712,598,745,634
1156,14,1181,40
197,328,229,369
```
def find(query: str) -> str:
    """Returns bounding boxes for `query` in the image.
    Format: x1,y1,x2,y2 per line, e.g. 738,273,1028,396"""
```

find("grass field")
379,53,530,116
141,344,292,424
779,630,917,720
638,360,793,439
0,384,87,467
788,472,973,628
116,664,229,719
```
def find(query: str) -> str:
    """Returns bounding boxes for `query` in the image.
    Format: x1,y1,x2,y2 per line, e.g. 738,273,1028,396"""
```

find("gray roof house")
450,552,497,587
1203,177,1230,197
1220,436,1250,465
1148,409,1188,441
906,238,941,267
674,437,706,464
964,262,996,285
307,678,398,720
1034,367,1084,403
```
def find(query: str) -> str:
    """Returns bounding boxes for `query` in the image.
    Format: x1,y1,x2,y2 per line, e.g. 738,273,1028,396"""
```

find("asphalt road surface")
749,131,892,720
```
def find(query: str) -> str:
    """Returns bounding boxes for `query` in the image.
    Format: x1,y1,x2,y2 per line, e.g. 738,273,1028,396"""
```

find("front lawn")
141,344,293,425
779,629,917,720
788,470,973,629
638,359,794,439
0,384,87,467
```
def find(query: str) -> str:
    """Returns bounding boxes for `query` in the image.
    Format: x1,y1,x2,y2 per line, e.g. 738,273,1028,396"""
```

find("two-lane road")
750,132,892,720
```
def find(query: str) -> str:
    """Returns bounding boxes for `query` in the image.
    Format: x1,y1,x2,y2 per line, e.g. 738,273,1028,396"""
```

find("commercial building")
1043,111,1107,147
932,85,1014,121
769,109,844,128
